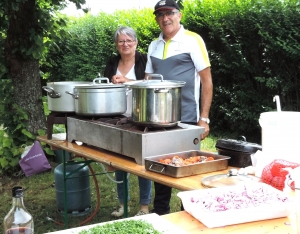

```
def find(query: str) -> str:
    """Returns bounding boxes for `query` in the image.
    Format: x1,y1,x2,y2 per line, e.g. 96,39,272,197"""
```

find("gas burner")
67,115,204,165
141,126,178,133
92,116,129,126
70,115,183,133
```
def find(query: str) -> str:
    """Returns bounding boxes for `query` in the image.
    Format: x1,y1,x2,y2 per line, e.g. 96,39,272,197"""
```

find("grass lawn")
0,136,218,233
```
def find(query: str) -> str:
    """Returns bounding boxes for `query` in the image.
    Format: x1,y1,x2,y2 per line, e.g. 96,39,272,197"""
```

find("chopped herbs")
79,219,163,234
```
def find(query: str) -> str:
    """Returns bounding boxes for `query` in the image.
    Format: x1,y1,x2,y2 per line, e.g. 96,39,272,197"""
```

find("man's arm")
198,67,213,140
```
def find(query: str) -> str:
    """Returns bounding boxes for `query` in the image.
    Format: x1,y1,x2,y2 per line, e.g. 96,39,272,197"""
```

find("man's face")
155,9,182,38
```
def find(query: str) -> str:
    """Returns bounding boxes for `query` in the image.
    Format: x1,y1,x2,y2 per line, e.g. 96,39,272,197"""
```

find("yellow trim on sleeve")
185,30,211,66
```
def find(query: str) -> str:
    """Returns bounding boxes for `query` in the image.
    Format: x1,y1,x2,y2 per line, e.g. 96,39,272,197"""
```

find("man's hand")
198,120,210,140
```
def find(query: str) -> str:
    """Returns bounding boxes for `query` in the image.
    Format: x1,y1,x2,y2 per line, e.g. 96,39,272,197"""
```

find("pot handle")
237,135,246,142
42,86,61,98
65,91,78,99
146,74,164,82
126,88,132,96
93,77,110,84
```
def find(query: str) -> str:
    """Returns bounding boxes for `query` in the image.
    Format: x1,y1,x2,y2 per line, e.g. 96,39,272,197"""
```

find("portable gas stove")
67,115,204,165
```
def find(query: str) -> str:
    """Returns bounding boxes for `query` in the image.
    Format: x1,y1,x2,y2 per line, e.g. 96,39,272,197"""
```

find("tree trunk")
5,0,46,135
12,60,46,134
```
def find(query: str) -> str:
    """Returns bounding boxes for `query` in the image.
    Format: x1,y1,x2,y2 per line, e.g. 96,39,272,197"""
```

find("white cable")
96,162,130,184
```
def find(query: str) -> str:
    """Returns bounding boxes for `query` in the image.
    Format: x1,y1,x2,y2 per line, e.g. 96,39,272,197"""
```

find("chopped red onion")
189,185,289,212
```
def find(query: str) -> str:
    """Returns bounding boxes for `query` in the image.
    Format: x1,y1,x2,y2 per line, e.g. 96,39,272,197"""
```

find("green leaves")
2,137,12,148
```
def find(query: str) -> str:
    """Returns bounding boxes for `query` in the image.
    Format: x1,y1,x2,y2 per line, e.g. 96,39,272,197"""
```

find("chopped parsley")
79,219,163,234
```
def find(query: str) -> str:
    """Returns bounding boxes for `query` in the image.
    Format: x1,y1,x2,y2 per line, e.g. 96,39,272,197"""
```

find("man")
145,0,213,215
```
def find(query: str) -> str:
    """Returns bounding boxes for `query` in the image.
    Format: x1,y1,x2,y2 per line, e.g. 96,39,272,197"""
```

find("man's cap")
153,0,180,14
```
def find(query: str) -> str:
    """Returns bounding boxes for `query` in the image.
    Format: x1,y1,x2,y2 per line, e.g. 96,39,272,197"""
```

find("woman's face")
116,33,137,56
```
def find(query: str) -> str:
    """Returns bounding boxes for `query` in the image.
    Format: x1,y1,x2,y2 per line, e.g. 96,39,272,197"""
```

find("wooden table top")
163,211,298,233
37,134,231,191
38,134,299,233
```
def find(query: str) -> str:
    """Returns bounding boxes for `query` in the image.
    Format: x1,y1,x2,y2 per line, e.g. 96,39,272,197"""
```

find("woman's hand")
112,74,128,84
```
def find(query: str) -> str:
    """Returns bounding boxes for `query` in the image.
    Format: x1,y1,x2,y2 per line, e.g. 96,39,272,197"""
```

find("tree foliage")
0,0,87,175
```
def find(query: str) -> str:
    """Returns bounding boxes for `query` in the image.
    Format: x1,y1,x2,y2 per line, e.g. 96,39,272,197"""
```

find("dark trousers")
153,182,185,215
153,182,172,215
153,122,197,215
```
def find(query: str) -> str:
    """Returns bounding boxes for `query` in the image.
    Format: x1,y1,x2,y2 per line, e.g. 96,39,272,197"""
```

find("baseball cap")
153,0,180,14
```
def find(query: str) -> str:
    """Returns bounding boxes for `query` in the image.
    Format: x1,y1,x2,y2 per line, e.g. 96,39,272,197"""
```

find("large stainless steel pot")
42,81,91,112
66,78,127,116
124,74,186,127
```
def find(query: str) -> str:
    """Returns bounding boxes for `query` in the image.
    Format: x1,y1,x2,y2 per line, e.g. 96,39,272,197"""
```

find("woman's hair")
113,26,137,44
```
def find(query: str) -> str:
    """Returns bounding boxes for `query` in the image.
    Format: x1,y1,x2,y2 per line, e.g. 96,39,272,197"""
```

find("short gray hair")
113,26,137,44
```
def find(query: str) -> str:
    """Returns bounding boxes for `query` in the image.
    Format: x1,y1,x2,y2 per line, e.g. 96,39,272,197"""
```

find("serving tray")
144,150,230,178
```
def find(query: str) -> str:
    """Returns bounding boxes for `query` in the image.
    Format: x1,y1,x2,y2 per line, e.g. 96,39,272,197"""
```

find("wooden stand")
47,112,75,140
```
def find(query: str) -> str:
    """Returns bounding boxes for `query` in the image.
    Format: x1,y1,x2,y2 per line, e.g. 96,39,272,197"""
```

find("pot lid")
47,81,92,85
74,77,125,89
124,74,185,89
215,136,262,153
201,173,260,188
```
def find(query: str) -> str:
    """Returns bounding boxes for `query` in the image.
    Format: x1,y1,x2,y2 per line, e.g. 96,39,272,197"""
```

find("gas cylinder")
54,162,91,216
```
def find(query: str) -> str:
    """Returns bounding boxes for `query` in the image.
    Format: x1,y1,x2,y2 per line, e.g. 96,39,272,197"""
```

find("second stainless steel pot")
42,81,91,112
125,74,186,127
67,78,127,116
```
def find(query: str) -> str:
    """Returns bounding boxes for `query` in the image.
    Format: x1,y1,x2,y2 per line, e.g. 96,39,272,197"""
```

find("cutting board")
47,213,188,234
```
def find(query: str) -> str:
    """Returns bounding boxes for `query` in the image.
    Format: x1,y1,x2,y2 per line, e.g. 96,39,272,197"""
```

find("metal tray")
144,150,230,178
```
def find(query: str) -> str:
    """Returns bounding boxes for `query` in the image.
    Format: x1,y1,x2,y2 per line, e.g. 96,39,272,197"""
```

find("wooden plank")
162,211,297,234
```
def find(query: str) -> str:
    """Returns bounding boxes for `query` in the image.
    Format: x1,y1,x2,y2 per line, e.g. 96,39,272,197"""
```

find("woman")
104,26,151,217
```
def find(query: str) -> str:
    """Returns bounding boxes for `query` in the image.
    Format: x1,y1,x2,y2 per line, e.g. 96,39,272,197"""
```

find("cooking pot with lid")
42,81,91,112
66,78,127,116
215,136,262,167
124,74,186,127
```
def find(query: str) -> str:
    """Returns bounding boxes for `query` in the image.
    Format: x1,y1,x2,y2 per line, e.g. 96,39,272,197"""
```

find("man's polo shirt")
145,25,211,123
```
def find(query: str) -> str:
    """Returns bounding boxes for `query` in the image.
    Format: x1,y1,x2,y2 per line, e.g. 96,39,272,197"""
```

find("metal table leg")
123,171,128,218
62,150,68,229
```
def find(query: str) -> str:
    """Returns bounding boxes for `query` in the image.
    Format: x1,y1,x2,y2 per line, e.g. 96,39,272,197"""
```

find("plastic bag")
261,159,300,191
19,140,52,177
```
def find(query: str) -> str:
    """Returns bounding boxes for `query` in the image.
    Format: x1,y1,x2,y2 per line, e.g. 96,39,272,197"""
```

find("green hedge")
183,0,300,142
43,0,300,143
43,9,159,82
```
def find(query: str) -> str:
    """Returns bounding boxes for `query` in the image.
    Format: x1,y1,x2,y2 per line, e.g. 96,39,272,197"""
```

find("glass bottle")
3,186,34,234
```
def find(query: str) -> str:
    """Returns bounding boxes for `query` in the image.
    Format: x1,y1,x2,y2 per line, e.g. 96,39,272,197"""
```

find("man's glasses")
117,39,135,45
155,11,179,19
